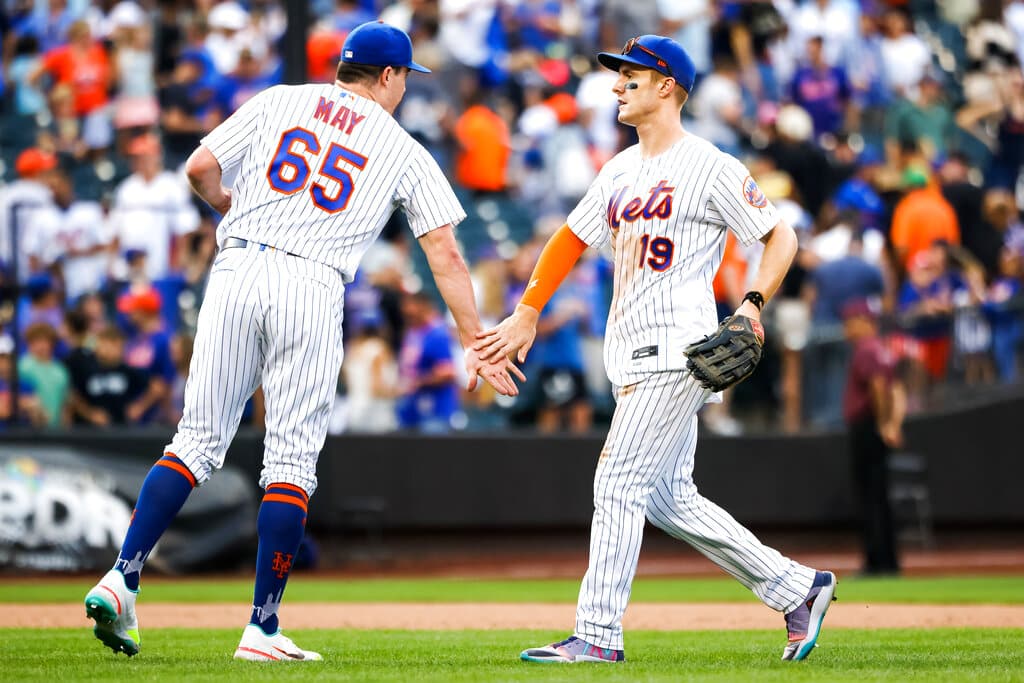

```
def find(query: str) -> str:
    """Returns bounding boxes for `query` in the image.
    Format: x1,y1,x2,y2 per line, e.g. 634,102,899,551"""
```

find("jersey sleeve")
200,87,267,175
566,174,610,249
395,146,466,238
707,153,780,246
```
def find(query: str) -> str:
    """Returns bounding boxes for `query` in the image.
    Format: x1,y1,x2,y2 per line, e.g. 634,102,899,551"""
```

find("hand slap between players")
464,347,526,396
474,304,540,364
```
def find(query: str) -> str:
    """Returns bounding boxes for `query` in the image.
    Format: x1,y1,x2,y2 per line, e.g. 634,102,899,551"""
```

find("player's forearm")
749,221,798,303
420,227,483,347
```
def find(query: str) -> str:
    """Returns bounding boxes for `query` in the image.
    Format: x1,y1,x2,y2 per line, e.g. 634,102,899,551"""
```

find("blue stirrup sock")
114,453,196,591
249,483,309,635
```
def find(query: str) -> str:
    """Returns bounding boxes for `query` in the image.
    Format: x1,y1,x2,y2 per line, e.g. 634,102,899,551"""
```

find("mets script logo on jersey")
606,180,675,229
742,176,768,208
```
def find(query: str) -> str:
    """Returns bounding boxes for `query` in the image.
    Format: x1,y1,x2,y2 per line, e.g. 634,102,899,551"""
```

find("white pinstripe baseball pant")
168,244,345,496
575,370,815,650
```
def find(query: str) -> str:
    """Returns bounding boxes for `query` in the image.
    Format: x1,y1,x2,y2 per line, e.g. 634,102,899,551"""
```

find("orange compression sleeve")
520,224,589,313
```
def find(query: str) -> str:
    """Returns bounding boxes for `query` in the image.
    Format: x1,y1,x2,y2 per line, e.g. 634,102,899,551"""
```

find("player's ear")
659,76,677,98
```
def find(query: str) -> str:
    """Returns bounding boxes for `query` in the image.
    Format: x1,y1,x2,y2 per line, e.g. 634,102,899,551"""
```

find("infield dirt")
11,602,1024,630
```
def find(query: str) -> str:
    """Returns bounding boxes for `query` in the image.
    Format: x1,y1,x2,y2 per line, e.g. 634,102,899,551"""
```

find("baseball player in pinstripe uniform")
83,22,523,661
477,35,836,663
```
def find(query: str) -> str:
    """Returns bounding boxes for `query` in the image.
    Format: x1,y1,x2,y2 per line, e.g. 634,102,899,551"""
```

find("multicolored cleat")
521,635,625,663
84,569,141,656
782,570,837,661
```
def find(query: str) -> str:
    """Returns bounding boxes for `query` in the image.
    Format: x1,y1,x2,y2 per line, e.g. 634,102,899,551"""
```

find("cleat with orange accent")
233,624,322,662
84,569,140,656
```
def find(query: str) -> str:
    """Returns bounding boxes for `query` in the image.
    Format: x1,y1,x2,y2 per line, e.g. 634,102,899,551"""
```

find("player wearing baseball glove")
685,314,764,392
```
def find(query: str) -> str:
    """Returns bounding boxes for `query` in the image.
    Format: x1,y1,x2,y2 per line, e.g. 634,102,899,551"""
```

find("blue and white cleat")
782,570,837,661
521,635,625,663
84,569,141,656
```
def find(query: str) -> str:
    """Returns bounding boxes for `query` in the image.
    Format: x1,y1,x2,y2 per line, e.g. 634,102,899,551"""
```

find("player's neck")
635,111,686,159
336,80,379,107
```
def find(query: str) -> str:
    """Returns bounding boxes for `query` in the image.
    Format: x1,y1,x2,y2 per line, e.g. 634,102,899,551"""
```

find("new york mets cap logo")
742,176,768,209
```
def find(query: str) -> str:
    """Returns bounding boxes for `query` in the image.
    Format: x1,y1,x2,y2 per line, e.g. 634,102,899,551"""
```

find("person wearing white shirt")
34,172,112,302
785,0,861,67
439,0,498,69
878,7,932,99
109,134,200,281
0,148,59,283
575,63,620,159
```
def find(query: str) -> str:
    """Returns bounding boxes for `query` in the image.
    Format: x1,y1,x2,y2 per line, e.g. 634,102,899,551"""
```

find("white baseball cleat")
233,624,323,662
84,569,141,656
782,570,837,661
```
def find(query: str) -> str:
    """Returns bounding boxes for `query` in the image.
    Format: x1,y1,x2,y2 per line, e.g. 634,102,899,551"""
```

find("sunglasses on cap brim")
622,37,673,79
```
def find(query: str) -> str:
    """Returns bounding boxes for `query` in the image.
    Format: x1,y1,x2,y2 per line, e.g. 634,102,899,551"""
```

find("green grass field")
4,575,1024,681
6,628,1024,682
4,574,1024,604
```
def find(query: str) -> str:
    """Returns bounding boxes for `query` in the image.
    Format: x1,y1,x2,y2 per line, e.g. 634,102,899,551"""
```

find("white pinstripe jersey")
567,134,779,386
201,83,466,282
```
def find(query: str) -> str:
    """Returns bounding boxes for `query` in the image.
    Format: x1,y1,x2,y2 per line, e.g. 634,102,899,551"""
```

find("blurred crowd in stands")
1,0,1024,434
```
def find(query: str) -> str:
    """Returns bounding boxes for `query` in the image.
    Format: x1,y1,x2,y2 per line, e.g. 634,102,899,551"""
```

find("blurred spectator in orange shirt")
454,91,510,194
713,232,747,321
307,30,346,83
890,168,959,271
30,20,110,118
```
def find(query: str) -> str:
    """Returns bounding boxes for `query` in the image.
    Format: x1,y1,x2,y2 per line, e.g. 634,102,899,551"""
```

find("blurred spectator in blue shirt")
790,35,851,139
807,231,886,325
832,145,886,232
117,286,174,423
8,35,47,117
10,0,78,52
509,0,563,54
218,47,278,114
898,243,963,381
331,0,375,33
397,292,460,432
534,287,592,433
19,274,65,341
985,247,1023,382
159,48,222,169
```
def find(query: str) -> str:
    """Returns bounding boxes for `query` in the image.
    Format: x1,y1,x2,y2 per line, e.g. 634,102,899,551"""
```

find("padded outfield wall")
1,389,1020,535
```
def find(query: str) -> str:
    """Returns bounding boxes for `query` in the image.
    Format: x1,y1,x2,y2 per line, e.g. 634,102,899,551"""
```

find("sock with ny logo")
250,483,308,635
114,454,196,591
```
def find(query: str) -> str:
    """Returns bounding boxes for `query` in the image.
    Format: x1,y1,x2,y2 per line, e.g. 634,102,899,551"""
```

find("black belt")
221,236,300,257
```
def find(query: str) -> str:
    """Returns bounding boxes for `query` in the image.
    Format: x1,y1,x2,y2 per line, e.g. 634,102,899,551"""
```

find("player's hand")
474,304,540,363
734,299,762,322
463,348,525,396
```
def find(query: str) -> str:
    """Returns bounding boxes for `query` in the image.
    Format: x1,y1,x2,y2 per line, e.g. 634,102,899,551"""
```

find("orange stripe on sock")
267,482,309,503
155,458,196,487
262,493,308,512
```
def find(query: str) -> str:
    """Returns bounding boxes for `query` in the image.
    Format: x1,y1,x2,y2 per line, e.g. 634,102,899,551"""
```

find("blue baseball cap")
341,21,430,73
597,35,696,93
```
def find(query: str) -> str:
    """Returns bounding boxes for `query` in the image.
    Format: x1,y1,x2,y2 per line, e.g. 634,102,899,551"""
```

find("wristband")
743,290,765,311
